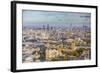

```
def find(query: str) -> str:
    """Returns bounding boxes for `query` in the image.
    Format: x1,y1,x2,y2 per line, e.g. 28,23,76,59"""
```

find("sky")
22,10,91,27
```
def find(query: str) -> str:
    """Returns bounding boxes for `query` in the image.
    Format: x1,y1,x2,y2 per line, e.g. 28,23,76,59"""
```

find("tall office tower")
83,25,87,38
47,24,49,31
51,26,53,30
43,25,45,30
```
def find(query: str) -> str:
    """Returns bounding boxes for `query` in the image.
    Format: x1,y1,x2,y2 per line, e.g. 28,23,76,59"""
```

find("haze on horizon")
22,10,91,27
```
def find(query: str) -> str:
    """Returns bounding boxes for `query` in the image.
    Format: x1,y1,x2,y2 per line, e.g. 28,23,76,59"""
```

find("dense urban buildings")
22,24,91,63
22,10,91,63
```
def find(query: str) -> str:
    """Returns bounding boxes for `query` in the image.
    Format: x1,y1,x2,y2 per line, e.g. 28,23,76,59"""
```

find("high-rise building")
51,26,53,30
47,24,49,31
43,25,45,30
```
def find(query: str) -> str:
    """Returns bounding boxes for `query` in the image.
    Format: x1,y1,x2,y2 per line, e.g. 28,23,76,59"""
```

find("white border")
16,4,96,70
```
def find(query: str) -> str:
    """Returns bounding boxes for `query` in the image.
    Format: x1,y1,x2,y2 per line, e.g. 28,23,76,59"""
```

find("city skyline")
22,10,91,63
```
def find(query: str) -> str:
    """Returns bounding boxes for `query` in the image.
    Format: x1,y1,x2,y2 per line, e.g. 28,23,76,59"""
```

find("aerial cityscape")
22,10,91,63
